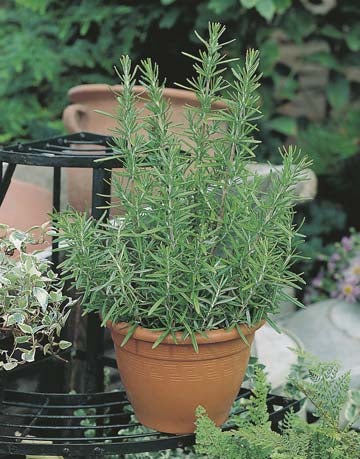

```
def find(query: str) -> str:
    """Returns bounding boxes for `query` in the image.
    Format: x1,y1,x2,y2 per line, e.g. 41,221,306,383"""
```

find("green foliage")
0,225,74,371
298,120,358,177
15,0,51,13
344,389,360,427
243,366,271,428
294,201,347,279
54,23,308,348
285,349,360,429
0,1,358,156
0,0,175,142
292,361,351,426
196,359,360,458
284,349,319,401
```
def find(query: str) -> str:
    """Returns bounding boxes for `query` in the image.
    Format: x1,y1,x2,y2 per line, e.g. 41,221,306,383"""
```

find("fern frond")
195,354,360,459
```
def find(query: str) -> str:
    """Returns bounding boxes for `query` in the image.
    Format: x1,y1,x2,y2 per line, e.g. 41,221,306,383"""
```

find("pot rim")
68,84,226,109
107,319,265,345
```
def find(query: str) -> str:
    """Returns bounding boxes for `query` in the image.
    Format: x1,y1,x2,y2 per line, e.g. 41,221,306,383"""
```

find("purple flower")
328,252,341,273
306,232,360,304
337,279,360,303
312,271,324,288
330,253,341,262
341,236,353,252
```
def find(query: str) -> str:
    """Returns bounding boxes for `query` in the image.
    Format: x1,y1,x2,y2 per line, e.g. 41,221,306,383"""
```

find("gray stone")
282,299,360,388
252,323,303,391
247,163,317,202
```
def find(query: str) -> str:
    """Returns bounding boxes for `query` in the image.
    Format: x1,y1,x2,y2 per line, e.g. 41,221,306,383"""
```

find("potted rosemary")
0,225,73,372
54,23,309,434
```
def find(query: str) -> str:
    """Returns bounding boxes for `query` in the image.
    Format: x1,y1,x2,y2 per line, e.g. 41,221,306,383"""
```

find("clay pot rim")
68,84,226,108
107,319,265,345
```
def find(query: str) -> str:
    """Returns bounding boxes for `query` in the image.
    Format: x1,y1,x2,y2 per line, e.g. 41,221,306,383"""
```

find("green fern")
246,366,270,427
196,356,360,459
291,359,351,427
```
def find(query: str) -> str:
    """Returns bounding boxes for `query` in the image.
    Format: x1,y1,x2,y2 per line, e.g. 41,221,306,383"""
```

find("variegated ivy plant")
0,224,74,371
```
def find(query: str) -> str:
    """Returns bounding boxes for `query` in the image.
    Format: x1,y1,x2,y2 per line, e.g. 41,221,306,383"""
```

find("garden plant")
305,229,360,305
54,22,309,433
0,225,73,371
196,357,360,458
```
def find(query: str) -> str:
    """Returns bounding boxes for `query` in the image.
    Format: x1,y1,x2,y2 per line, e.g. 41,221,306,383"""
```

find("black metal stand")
0,132,116,393
0,132,301,457
0,361,300,458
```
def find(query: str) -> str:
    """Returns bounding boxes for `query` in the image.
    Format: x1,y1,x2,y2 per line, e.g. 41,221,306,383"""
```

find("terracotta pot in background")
62,84,225,213
0,179,51,252
63,84,317,214
107,320,264,434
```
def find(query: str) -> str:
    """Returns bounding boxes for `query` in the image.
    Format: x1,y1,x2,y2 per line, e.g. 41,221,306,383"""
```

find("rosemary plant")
55,23,309,348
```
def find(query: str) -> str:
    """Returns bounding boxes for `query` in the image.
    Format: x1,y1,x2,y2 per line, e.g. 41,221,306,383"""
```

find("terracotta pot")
0,179,51,252
62,84,225,213
107,320,264,434
62,84,316,213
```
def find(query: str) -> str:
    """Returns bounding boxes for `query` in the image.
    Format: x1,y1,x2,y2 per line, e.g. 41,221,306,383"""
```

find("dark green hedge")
1,1,358,157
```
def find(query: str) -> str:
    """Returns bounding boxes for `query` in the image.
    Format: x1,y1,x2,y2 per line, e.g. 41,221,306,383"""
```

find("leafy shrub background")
0,0,359,284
